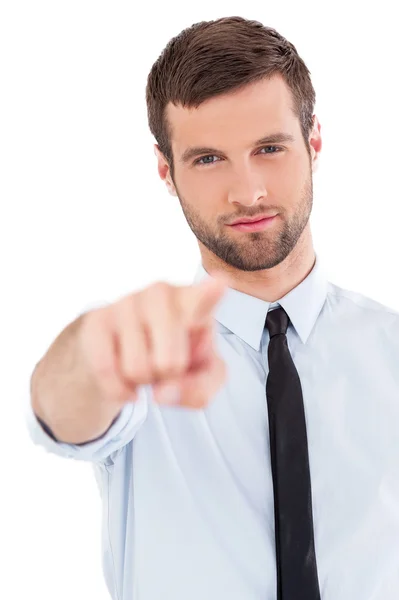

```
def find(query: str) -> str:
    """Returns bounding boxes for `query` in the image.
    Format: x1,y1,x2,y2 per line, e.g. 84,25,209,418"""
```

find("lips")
228,215,277,232
229,214,277,225
234,217,266,225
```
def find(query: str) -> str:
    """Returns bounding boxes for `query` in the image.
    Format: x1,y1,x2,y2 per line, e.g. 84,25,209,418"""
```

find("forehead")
166,75,300,155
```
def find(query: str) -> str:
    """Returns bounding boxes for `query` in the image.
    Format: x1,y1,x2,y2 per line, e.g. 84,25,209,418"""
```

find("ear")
154,145,177,196
309,115,322,173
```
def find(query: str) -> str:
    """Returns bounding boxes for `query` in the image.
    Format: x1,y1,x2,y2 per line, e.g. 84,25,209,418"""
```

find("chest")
128,335,399,599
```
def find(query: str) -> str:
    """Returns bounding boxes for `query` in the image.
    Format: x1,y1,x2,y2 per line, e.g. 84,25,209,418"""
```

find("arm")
30,313,124,445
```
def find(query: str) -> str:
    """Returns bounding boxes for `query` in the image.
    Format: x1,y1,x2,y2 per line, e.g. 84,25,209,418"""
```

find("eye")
194,155,220,166
193,146,282,167
258,145,282,154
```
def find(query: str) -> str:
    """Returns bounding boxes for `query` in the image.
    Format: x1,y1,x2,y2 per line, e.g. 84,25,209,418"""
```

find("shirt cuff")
35,413,122,446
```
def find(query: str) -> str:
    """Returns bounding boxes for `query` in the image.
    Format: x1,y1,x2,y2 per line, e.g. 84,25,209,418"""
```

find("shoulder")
326,281,399,317
325,281,399,338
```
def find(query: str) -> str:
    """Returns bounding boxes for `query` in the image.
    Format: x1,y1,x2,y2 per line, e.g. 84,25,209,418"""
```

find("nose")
227,164,268,207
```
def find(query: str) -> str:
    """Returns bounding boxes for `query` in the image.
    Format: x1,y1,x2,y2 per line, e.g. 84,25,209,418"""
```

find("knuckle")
119,335,152,384
82,305,105,334
152,329,188,380
148,281,172,297
152,356,184,380
119,358,137,381
172,353,189,373
115,293,136,314
123,361,151,385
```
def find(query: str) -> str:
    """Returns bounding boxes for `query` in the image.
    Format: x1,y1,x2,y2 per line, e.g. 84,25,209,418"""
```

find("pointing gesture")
78,277,228,409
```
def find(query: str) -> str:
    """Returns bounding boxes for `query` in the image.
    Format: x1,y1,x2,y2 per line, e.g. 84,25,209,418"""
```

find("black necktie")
265,307,321,600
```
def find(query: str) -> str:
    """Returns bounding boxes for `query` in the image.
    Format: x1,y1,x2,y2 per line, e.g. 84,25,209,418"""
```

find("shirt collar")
192,253,329,350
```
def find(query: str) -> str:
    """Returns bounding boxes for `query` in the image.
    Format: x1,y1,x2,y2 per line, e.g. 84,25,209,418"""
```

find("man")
26,15,399,600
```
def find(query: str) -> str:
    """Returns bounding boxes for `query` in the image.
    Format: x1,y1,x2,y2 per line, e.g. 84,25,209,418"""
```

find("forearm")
30,314,121,445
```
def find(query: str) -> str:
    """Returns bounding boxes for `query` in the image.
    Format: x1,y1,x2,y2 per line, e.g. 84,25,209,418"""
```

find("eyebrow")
180,133,296,165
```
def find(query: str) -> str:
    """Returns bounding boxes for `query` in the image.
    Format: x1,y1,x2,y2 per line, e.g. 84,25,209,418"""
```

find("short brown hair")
146,16,316,170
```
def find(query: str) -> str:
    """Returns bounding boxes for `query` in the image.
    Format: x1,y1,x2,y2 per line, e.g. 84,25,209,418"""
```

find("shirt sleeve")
24,381,149,465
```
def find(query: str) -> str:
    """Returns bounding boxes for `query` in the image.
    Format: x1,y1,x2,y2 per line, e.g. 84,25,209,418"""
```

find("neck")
200,224,316,303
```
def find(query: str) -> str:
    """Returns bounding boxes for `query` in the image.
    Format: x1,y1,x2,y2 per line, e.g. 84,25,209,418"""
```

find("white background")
1,1,398,598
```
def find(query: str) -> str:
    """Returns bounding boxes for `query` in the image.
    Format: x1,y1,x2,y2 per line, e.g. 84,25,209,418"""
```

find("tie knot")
265,306,289,338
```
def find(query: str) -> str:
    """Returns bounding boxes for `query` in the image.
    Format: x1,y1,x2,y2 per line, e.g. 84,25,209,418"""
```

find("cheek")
179,169,225,206
271,154,309,197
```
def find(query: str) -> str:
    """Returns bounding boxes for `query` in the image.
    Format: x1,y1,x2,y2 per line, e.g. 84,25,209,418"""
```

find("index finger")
179,276,228,328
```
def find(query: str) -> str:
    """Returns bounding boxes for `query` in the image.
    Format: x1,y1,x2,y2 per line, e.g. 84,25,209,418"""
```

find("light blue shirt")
25,255,399,600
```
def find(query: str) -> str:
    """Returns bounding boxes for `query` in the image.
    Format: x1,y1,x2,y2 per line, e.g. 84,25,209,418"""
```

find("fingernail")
158,384,181,405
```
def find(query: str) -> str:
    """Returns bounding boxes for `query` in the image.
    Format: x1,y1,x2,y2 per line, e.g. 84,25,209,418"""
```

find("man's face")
157,75,321,272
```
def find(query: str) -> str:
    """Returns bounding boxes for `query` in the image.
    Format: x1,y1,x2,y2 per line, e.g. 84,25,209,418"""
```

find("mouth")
227,215,277,232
